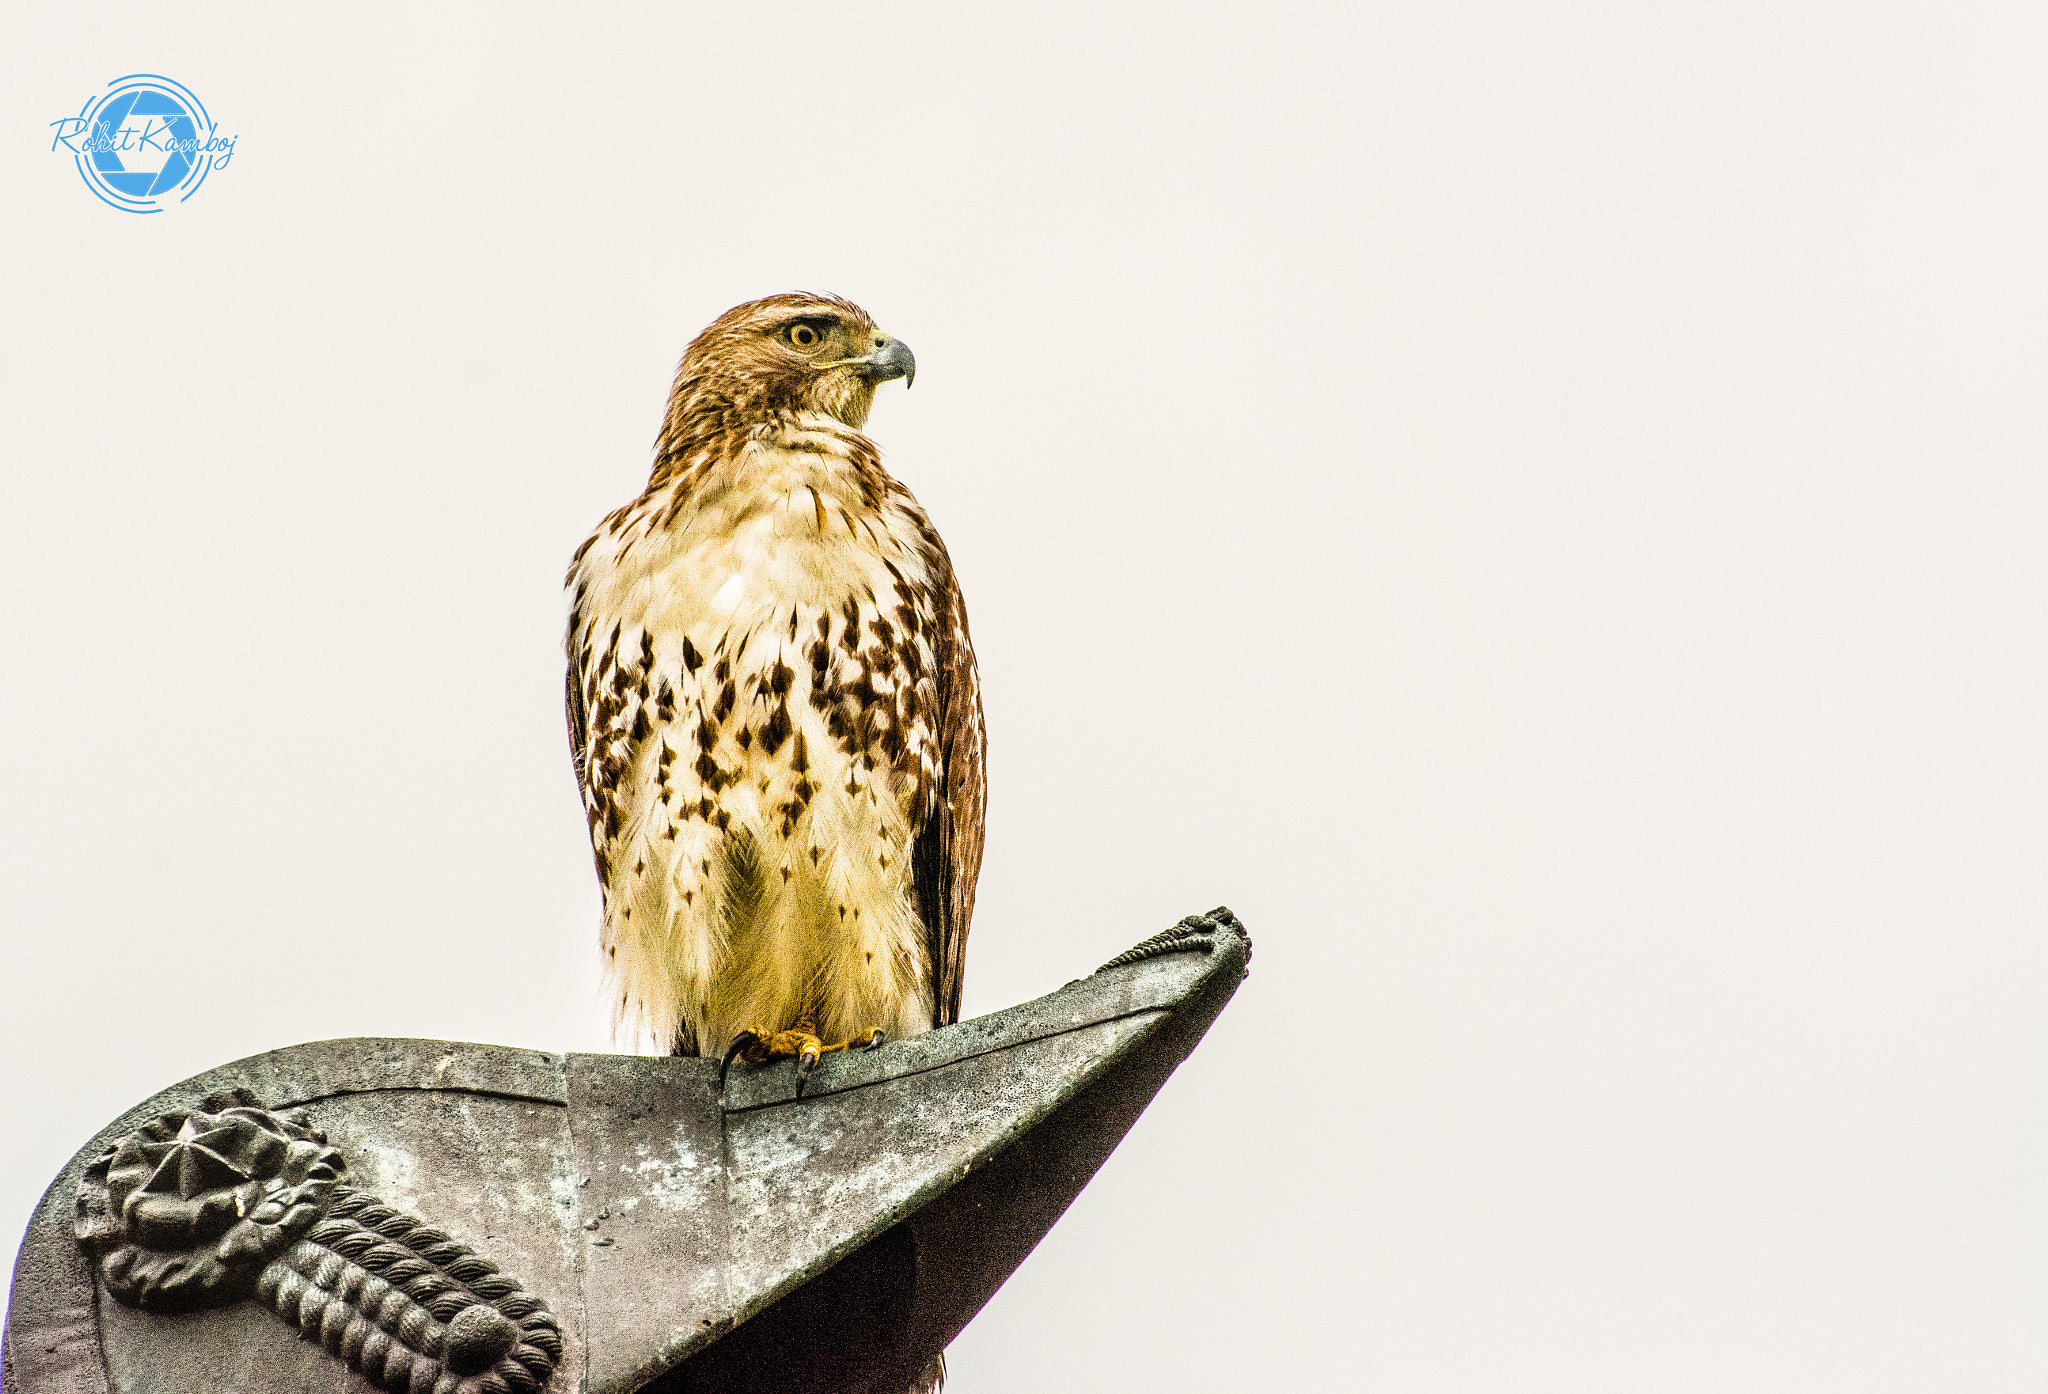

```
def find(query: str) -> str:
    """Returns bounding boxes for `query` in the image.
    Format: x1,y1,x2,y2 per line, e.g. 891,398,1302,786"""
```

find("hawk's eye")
787,323,822,349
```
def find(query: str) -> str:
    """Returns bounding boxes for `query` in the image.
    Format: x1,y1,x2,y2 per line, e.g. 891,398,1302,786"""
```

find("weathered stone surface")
724,1012,1166,1325
566,1055,728,1392
5,910,1249,1394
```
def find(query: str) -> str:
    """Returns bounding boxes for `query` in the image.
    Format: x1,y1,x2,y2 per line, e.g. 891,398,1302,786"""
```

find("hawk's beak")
851,336,916,390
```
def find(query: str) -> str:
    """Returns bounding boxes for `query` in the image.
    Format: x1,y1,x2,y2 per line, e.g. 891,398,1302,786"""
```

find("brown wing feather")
566,662,589,804
913,546,986,1028
564,609,613,891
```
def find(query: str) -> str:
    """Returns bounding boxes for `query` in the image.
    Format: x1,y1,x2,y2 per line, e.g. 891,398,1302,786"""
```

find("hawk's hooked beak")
846,335,916,390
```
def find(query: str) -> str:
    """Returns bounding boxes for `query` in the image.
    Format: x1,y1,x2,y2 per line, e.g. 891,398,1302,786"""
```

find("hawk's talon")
720,1021,856,1097
719,1021,886,1098
719,1029,765,1089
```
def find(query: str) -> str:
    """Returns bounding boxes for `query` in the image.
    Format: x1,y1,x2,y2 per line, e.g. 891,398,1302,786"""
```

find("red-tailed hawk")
566,293,986,1088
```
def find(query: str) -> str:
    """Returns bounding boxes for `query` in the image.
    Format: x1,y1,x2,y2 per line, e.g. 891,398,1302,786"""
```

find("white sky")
2,5,2044,1391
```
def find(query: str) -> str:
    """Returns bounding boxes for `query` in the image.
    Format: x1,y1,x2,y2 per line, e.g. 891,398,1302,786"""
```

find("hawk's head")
668,293,915,434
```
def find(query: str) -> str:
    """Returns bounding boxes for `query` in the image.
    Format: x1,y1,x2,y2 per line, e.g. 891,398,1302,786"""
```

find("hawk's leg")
721,1020,889,1098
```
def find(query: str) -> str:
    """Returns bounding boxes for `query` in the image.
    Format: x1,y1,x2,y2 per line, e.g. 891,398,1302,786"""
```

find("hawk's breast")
569,416,945,1052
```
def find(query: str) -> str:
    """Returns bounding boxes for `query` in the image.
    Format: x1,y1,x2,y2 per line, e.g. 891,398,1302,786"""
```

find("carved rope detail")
1093,906,1248,974
74,1089,561,1394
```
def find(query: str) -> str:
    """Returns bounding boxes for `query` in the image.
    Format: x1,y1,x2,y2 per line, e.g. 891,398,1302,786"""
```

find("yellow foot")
721,1024,889,1097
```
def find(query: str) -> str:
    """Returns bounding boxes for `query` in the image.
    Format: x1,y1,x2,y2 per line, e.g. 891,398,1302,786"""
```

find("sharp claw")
865,1029,887,1050
794,1047,820,1099
720,1031,760,1089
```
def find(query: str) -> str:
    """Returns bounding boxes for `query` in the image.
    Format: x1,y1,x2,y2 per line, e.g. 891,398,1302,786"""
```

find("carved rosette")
75,1089,561,1393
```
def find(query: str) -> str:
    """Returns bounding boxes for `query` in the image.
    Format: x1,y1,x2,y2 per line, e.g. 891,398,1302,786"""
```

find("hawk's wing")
564,615,611,891
565,662,590,806
565,653,603,885
913,553,986,1028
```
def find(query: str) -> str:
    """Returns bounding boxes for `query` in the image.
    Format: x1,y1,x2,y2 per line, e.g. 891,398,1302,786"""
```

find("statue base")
5,911,1249,1394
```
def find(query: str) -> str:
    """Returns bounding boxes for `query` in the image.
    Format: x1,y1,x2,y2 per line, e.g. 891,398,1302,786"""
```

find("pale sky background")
2,5,2044,1391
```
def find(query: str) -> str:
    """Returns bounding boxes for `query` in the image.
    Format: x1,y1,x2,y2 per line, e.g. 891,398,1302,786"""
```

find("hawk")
566,293,986,1089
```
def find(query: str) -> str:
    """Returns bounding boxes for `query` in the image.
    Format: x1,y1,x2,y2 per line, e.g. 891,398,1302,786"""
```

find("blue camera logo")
50,75,237,213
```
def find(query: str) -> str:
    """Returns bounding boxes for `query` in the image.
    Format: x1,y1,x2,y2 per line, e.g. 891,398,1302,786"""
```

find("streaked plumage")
565,294,985,1071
